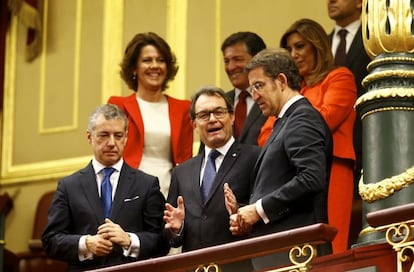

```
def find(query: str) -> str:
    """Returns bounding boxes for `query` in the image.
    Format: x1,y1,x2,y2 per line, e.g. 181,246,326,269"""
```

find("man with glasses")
225,48,333,270
163,86,260,271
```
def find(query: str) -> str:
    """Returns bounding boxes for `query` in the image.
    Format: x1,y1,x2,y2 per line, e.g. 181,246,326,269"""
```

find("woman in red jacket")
108,32,193,197
279,19,356,254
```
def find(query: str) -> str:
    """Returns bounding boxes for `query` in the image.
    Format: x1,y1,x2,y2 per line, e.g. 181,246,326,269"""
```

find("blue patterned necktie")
101,167,116,218
201,150,221,203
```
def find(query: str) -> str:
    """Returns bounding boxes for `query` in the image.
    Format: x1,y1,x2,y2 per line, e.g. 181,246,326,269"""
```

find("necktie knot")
338,28,348,39
238,90,249,101
209,149,221,162
102,167,116,178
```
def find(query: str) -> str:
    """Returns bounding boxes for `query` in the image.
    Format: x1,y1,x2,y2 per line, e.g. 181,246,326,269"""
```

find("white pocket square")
124,195,140,202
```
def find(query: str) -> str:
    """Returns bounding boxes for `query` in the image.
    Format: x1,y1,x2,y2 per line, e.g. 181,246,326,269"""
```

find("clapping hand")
164,196,185,234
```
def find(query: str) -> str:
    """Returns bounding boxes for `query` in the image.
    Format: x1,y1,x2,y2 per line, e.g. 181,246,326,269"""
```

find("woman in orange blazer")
280,19,357,254
108,32,193,197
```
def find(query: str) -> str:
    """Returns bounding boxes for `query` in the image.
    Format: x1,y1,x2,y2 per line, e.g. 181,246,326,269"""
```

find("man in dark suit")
221,32,268,145
226,48,333,270
328,0,371,193
164,86,260,271
42,104,168,271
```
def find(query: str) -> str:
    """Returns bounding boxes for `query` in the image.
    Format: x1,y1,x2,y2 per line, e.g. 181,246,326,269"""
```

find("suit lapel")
190,155,205,205
239,104,262,141
80,163,105,222
346,26,364,67
109,164,134,220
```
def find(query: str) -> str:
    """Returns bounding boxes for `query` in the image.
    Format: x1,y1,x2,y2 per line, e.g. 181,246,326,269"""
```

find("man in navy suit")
164,86,260,271
227,48,333,270
42,104,168,271
221,32,268,145
328,0,371,192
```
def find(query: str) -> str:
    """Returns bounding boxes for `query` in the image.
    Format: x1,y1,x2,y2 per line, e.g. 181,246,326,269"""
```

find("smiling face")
193,94,234,149
284,32,316,82
87,115,127,166
223,42,253,90
135,45,167,92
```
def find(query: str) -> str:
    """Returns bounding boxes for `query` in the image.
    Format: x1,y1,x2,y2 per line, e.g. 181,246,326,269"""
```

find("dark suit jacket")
330,26,371,184
166,142,260,251
250,98,332,238
42,162,168,271
227,89,267,145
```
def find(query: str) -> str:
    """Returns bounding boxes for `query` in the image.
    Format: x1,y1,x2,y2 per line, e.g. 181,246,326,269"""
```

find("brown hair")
280,18,335,86
120,32,178,91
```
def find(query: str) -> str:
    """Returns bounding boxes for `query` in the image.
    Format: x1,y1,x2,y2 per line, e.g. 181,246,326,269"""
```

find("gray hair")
87,104,128,132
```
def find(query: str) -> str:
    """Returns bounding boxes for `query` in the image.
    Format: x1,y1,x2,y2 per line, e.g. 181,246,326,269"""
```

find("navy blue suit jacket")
167,141,260,251
42,162,168,271
250,98,332,237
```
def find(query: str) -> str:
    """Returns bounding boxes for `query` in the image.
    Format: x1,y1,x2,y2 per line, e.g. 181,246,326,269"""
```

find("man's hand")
224,183,239,215
229,204,259,236
85,234,113,256
164,196,185,234
97,218,131,248
237,204,261,226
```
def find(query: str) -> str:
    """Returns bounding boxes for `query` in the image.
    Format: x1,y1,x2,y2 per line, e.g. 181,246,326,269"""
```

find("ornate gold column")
356,0,414,244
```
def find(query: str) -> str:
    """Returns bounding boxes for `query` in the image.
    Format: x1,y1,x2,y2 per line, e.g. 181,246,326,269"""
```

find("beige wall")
1,0,334,253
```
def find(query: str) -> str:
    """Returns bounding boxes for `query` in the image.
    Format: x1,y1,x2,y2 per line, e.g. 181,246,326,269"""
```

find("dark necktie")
335,29,348,66
201,150,220,203
101,167,116,218
234,90,249,139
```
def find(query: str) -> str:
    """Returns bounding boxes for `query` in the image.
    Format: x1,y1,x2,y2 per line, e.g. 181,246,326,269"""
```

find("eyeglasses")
247,82,265,94
195,107,230,121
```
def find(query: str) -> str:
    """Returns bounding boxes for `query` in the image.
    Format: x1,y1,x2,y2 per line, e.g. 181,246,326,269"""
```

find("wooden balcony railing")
366,203,414,272
88,223,337,272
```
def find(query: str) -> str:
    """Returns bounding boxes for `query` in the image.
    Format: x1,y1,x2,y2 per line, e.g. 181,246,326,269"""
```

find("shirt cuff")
256,199,270,224
78,235,93,261
122,233,140,258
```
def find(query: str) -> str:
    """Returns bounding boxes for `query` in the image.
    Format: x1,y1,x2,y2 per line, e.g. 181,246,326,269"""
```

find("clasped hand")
86,218,131,256
224,183,259,236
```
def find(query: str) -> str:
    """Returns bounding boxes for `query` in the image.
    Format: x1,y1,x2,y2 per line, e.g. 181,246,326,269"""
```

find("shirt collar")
334,19,360,38
204,137,235,160
92,158,123,174
278,95,303,118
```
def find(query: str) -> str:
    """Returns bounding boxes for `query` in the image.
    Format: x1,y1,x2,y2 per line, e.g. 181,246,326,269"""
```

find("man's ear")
86,131,92,144
277,73,288,89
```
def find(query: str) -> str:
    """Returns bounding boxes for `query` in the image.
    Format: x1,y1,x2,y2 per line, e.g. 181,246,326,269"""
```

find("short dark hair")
245,48,302,91
190,86,234,120
88,104,128,133
120,32,178,91
221,31,266,56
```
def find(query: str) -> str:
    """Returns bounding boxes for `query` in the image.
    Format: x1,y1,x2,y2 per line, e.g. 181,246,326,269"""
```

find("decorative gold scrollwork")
289,244,316,266
375,221,414,272
267,243,317,272
195,263,220,272
359,165,414,203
